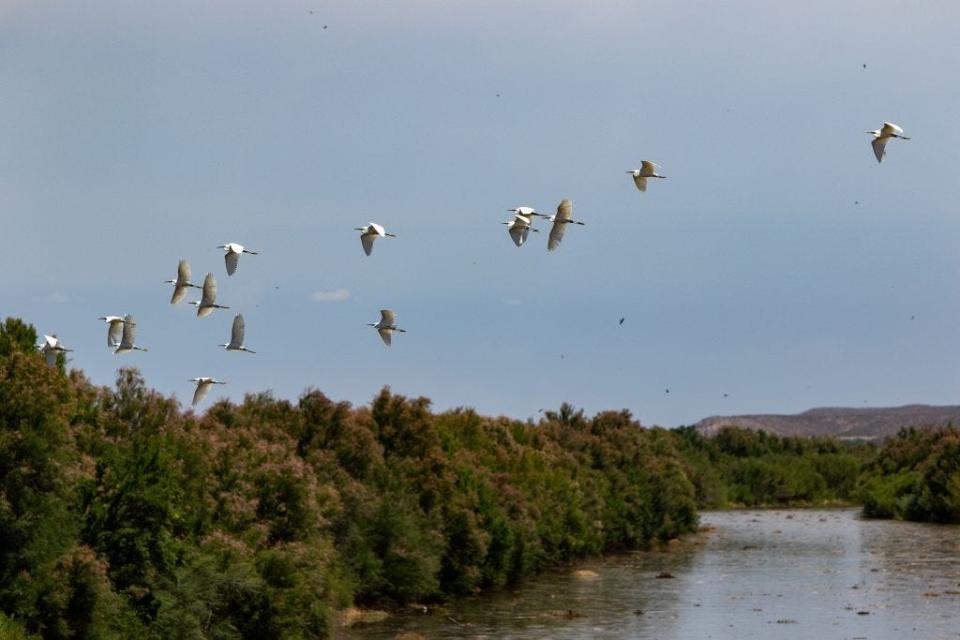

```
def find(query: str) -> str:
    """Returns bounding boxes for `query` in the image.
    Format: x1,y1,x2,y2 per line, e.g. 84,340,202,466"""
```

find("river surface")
344,509,960,639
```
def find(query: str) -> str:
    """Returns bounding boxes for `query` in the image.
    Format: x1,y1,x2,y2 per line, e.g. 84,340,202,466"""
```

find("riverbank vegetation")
2,315,958,639
857,425,960,523
0,317,699,639
671,425,872,508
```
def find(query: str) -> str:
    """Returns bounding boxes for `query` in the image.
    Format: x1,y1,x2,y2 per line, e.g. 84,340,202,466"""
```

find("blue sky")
3,0,960,426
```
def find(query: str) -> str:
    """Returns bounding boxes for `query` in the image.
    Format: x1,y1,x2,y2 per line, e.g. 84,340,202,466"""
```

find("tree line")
1,316,956,639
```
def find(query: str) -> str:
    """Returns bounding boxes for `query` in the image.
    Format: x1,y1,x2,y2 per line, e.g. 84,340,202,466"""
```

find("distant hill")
694,404,960,441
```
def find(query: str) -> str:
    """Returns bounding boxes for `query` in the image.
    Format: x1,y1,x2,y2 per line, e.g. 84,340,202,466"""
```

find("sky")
2,0,960,426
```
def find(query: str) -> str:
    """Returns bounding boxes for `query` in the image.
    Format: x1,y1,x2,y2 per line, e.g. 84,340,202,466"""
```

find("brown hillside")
694,404,960,440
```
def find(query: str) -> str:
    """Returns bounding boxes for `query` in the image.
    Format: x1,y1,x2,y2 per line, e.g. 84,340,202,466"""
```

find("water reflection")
345,509,960,639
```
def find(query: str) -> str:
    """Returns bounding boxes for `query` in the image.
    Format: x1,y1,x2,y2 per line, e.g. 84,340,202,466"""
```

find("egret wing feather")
107,321,123,347
225,251,239,276
178,259,191,283
872,137,887,163
378,328,392,346
361,233,375,256
380,310,396,326
170,285,188,305
192,382,210,407
632,174,647,191
548,221,566,251
120,315,136,348
230,314,245,348
202,274,217,305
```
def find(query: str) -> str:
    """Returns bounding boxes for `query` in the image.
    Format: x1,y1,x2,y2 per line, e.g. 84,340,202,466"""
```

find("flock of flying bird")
33,122,909,407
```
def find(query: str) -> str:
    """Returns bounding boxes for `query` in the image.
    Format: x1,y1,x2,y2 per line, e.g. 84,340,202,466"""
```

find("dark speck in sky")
619,317,624,325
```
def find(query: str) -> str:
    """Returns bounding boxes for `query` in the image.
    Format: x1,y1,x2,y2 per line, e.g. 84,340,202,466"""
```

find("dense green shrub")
859,426,960,522
0,317,702,639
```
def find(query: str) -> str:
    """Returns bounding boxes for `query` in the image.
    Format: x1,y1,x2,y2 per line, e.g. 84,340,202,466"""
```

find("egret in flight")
189,377,226,406
627,161,666,192
354,222,396,256
37,334,72,368
98,315,134,348
546,199,585,251
222,314,255,353
507,206,547,220
165,259,201,304
113,314,148,354
368,309,406,346
868,122,910,163
189,273,230,318
218,243,258,276
502,213,539,247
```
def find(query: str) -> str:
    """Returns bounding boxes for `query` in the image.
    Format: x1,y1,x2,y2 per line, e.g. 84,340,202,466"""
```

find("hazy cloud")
311,288,351,303
41,291,68,304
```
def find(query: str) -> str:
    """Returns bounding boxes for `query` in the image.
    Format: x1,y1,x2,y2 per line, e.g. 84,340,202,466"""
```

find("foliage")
0,317,702,638
671,425,872,508
858,426,960,523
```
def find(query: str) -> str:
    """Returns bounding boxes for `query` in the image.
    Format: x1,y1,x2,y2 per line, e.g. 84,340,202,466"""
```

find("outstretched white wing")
225,251,240,276
380,309,396,326
107,320,123,347
192,381,211,406
871,136,887,163
548,220,567,251
378,328,392,346
178,259,191,283
508,226,526,247
119,315,136,349
230,314,245,349
361,233,376,256
202,274,217,306
170,284,188,305
632,174,648,192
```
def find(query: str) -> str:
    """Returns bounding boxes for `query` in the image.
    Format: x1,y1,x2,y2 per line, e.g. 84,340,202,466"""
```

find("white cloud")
311,288,351,303
42,291,68,304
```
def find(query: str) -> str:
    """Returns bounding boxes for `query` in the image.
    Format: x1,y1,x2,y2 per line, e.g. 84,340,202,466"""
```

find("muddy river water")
346,509,960,639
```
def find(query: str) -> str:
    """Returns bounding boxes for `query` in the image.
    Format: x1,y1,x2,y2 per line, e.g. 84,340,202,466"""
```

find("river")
344,509,960,639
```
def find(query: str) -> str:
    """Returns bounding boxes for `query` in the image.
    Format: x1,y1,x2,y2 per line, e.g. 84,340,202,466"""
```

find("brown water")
344,509,960,639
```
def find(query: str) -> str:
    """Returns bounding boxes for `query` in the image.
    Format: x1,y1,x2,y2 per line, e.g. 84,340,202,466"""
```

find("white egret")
546,199,585,251
222,314,255,353
868,122,910,163
217,242,258,276
189,273,230,318
627,161,666,192
113,314,148,354
507,206,547,220
36,334,72,368
502,213,539,247
165,259,201,304
189,377,226,406
368,309,406,346
354,222,397,256
98,315,134,348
